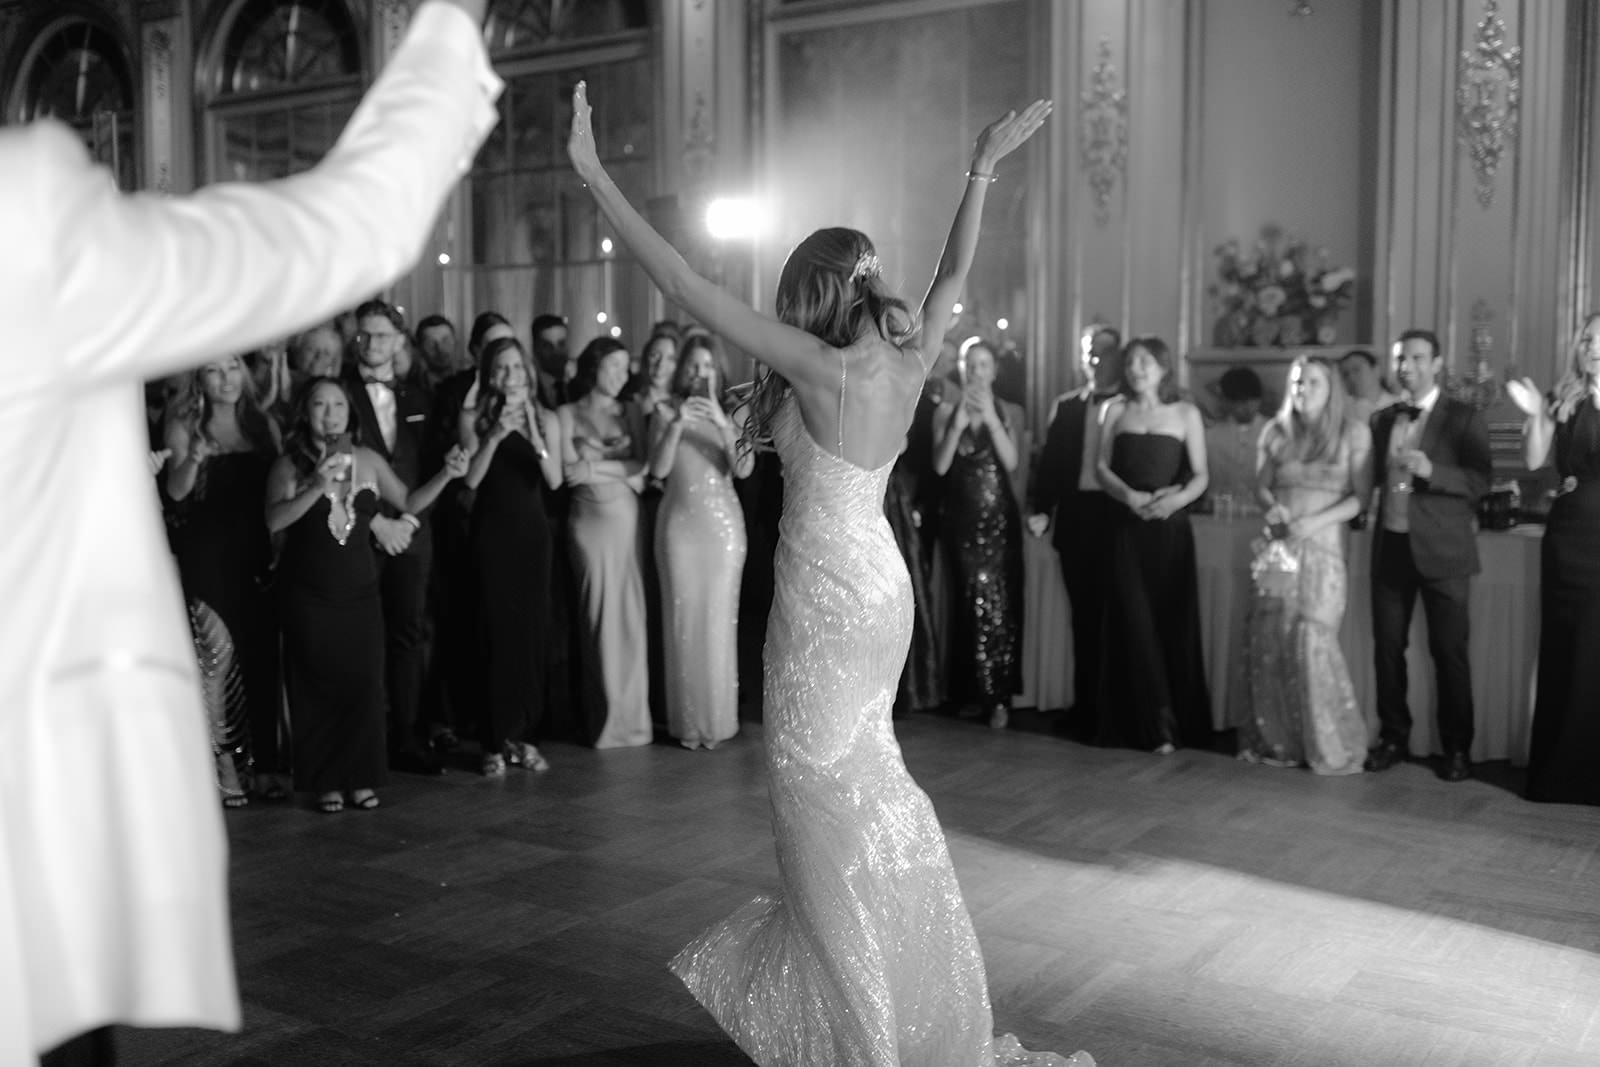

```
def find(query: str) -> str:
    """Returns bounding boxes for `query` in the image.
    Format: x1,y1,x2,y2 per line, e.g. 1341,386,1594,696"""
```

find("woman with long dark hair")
459,336,563,774
163,354,284,804
569,84,1084,1064
930,336,1025,728
266,378,465,813
558,336,652,748
1509,312,1600,805
1236,355,1372,774
649,332,752,749
1095,336,1212,754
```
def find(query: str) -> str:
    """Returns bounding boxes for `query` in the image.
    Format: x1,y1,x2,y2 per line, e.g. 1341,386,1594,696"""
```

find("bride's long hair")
737,227,914,455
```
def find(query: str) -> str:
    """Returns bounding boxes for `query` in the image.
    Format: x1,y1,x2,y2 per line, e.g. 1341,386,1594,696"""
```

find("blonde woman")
1237,355,1372,774
1508,312,1600,805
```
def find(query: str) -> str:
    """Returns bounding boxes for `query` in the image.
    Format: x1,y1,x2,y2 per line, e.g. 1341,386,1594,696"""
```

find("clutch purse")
1249,536,1300,599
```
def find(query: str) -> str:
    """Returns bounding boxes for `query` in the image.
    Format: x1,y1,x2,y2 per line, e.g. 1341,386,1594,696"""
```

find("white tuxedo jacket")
0,4,500,1058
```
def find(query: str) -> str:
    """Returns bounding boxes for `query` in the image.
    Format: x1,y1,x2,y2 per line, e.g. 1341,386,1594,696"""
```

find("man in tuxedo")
345,299,447,776
0,1,497,1061
1366,328,1491,781
1026,324,1124,732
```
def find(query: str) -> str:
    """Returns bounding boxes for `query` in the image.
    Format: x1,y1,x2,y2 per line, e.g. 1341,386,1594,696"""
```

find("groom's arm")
43,0,500,389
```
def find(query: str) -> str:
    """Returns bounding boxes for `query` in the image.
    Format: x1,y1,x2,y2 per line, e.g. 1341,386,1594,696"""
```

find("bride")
568,83,1089,1067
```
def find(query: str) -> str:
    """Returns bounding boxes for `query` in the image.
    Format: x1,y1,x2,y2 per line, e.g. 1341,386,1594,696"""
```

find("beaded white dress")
671,393,1090,1067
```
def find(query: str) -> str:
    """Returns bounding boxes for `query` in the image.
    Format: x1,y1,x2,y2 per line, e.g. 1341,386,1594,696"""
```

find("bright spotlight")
600,238,614,254
952,302,964,315
706,198,764,240
997,317,1009,331
437,252,451,266
596,311,609,324
609,325,622,338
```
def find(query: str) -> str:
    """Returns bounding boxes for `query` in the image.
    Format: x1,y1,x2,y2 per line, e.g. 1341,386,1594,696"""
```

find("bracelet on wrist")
966,169,997,183
398,513,421,530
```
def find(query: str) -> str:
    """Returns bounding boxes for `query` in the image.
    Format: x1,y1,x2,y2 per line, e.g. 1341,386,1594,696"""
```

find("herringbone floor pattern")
119,713,1600,1066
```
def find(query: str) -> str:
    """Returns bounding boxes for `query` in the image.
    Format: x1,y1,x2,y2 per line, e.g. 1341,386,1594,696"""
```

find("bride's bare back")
787,337,930,470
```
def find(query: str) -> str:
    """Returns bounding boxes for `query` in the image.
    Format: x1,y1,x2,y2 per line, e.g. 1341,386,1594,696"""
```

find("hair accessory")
849,252,882,283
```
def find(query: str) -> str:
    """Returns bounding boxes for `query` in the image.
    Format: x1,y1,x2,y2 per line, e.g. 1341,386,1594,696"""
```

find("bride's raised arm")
913,100,1052,372
567,82,830,390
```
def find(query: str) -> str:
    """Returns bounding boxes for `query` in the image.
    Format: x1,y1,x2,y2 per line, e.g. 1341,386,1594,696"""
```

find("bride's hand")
567,80,601,179
972,99,1054,174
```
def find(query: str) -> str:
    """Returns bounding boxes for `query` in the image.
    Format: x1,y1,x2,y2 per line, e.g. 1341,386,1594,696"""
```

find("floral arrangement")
1209,224,1356,347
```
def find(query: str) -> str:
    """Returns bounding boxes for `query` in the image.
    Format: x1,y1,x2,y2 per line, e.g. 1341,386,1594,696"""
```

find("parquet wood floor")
117,713,1600,1066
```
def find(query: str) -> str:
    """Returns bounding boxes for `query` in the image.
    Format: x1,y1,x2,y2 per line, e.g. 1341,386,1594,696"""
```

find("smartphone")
690,377,711,400
1267,520,1290,541
325,432,354,463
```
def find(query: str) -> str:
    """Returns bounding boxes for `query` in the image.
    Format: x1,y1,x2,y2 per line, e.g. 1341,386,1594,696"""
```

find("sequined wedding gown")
671,394,1090,1067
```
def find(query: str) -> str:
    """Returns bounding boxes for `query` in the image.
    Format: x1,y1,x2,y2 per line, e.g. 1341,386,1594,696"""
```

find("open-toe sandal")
317,795,345,814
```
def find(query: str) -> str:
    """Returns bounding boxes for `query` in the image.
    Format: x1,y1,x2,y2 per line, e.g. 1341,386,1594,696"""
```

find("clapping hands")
1506,377,1545,419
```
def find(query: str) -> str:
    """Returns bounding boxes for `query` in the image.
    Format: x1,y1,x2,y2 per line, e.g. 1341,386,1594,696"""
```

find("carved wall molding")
141,16,176,193
682,88,714,190
1456,0,1521,209
375,0,410,59
1079,35,1127,226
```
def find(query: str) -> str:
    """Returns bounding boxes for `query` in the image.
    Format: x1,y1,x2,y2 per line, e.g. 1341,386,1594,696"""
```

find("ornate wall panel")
1379,0,1572,392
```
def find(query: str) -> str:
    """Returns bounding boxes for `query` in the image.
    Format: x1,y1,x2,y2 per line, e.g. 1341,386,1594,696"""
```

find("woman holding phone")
266,377,466,813
930,335,1025,729
649,333,753,749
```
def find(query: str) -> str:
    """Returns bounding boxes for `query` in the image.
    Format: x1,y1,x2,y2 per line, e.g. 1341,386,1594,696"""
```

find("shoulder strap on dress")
838,349,846,455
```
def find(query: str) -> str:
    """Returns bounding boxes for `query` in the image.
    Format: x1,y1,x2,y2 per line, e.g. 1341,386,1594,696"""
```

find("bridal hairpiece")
849,252,882,283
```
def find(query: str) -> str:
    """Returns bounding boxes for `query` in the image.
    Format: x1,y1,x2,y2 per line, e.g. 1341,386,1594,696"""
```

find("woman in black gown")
930,337,1025,729
459,337,564,775
1095,336,1212,753
266,378,466,812
1509,312,1600,806
162,355,283,804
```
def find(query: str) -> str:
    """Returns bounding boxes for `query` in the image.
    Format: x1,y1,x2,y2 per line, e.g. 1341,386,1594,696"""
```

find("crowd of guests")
1027,320,1600,806
148,305,754,815
148,305,1600,814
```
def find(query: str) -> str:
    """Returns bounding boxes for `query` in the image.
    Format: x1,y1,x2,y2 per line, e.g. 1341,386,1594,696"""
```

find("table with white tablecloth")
1019,516,1542,763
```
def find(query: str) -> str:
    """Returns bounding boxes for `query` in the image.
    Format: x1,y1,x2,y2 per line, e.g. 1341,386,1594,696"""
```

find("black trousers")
377,531,432,754
41,1027,115,1066
1054,490,1119,721
1371,529,1475,754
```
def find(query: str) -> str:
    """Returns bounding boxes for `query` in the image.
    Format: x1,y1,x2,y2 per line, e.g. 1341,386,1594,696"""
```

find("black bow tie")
1394,403,1423,421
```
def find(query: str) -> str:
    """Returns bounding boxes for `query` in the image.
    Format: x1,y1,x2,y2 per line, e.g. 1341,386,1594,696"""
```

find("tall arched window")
464,0,655,349
12,16,137,189
198,0,363,182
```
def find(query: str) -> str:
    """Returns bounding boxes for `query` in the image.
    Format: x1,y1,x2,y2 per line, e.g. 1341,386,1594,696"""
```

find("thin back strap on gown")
838,348,846,455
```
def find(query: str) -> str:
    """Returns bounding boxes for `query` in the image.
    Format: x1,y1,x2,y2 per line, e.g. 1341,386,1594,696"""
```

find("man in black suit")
1025,324,1123,732
346,299,445,775
1366,328,1491,781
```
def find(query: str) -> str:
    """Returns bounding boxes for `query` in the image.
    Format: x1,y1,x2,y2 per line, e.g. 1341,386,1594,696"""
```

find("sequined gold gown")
671,394,1087,1067
656,415,747,746
1237,434,1368,776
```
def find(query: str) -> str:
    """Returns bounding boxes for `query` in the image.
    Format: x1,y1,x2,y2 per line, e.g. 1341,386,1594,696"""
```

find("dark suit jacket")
1028,387,1104,554
1370,395,1491,580
344,367,437,537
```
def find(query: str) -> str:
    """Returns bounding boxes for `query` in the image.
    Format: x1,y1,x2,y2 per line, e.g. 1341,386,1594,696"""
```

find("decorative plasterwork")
142,18,176,193
683,89,714,189
1456,0,1521,209
376,0,411,59
1079,36,1127,226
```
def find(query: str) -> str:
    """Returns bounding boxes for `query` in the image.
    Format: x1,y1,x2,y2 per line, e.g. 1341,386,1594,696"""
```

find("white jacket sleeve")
45,1,501,387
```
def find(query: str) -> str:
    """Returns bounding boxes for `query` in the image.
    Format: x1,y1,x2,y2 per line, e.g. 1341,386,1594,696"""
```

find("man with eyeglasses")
345,299,448,777
0,1,495,1063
